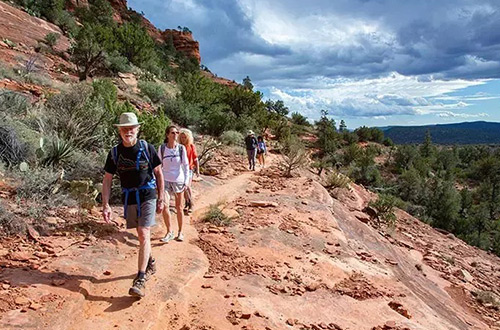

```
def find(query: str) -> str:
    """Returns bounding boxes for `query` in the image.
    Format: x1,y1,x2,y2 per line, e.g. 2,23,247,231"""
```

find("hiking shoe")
175,233,184,242
129,277,146,298
160,231,175,243
145,257,156,280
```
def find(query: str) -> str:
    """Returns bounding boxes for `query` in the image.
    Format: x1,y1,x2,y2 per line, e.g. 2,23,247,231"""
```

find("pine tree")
242,76,253,90
339,120,347,132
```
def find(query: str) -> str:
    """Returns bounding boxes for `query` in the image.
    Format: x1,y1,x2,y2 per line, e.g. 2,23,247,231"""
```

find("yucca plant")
38,137,74,167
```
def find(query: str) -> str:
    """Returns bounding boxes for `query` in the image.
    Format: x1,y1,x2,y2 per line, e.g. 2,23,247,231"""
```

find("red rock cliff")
107,0,201,63
66,0,201,63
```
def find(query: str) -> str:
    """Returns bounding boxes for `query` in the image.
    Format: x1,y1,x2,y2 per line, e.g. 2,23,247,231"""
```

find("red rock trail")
1,152,499,329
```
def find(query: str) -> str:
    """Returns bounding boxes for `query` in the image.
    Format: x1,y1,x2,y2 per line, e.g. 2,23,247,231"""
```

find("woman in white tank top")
158,125,189,242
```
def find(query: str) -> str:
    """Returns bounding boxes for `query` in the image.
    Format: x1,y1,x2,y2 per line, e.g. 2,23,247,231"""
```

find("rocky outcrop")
0,1,70,52
162,29,201,63
106,0,201,63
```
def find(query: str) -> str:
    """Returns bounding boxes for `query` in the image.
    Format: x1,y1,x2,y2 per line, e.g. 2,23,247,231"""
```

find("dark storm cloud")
128,0,290,64
128,0,500,120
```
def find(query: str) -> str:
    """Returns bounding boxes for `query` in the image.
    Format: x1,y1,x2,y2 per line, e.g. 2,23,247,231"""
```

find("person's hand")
102,204,112,223
156,199,164,214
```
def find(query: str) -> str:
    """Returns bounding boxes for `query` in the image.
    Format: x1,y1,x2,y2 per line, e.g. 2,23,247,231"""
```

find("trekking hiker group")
102,113,263,297
245,130,267,170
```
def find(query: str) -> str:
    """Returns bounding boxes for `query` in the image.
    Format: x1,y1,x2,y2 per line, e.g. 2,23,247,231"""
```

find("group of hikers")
245,129,267,171
101,113,267,298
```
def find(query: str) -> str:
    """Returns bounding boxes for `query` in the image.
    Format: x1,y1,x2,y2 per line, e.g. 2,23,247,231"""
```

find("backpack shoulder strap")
111,145,119,165
139,140,150,162
160,144,166,160
178,144,184,163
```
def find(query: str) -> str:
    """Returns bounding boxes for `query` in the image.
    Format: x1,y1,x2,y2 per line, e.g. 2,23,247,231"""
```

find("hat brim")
113,123,142,127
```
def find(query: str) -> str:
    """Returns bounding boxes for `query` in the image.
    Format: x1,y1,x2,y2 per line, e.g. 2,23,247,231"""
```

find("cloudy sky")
129,0,500,128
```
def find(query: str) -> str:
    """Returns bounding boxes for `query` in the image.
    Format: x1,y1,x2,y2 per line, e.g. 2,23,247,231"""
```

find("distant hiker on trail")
179,128,199,214
101,112,164,298
245,130,258,171
257,135,267,168
159,125,189,243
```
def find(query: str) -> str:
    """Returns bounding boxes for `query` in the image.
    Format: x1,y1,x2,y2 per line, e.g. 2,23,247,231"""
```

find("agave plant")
38,136,74,167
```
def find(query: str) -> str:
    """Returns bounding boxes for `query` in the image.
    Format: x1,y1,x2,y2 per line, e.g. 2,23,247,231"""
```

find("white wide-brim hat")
114,112,142,127
248,130,255,135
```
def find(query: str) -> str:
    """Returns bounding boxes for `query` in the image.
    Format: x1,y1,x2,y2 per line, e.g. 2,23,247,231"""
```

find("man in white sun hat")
101,112,164,298
244,130,258,171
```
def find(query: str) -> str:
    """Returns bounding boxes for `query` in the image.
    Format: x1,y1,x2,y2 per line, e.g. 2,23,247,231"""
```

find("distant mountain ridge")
383,121,500,145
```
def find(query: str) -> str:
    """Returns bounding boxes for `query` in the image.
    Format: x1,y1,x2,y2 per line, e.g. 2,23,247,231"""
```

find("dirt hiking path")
0,161,257,329
1,151,499,329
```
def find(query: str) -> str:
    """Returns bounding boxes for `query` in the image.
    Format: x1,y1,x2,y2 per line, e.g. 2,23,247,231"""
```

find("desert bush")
368,193,398,229
138,80,165,103
138,109,170,146
279,135,307,177
16,167,61,200
0,64,18,80
198,138,222,167
41,83,113,150
23,72,53,87
0,90,29,117
197,104,233,136
105,51,132,74
291,112,310,126
324,171,351,190
44,32,60,48
163,98,201,127
203,203,231,226
0,122,29,166
65,149,105,182
220,130,244,146
473,291,499,306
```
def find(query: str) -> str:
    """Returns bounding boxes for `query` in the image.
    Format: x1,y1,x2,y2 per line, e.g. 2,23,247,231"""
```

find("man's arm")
102,172,113,223
153,165,164,213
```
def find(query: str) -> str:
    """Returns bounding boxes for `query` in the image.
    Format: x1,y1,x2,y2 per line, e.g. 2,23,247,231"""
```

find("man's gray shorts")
125,199,157,229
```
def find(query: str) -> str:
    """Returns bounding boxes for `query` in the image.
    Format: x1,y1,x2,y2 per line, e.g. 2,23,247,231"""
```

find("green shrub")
473,291,499,306
279,135,308,177
16,166,61,200
138,110,170,146
291,112,310,126
0,122,29,166
220,130,244,146
203,203,231,226
115,22,157,68
198,104,233,136
0,90,29,116
0,64,17,80
23,72,53,87
163,98,201,127
42,83,114,150
64,149,105,182
105,51,132,74
138,80,165,103
54,10,78,37
44,32,60,48
3,38,17,48
368,193,398,229
324,171,350,189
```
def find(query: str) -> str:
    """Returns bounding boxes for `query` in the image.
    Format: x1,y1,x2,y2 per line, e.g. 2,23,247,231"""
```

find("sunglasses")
169,131,179,135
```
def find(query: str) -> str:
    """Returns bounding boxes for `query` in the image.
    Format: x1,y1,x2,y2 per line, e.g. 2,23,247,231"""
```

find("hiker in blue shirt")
101,112,165,298
257,135,267,168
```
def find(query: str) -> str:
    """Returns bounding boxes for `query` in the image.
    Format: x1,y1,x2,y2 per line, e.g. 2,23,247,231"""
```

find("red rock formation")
107,0,201,63
201,71,239,88
163,29,201,64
